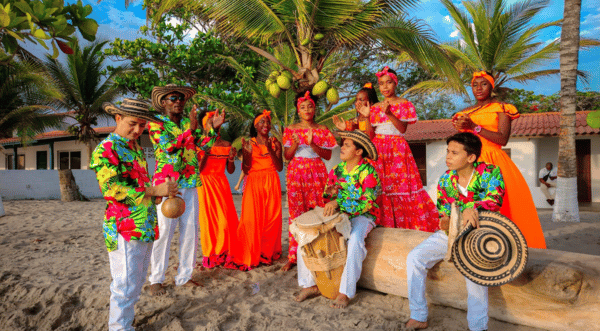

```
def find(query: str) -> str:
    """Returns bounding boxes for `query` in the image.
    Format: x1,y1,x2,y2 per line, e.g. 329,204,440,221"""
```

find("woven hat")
452,211,528,287
102,98,163,123
151,84,196,112
336,130,378,161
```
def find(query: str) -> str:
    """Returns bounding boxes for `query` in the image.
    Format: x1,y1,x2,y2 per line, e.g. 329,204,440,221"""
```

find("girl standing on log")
362,66,439,230
226,111,284,270
281,91,337,272
452,71,546,249
332,83,379,133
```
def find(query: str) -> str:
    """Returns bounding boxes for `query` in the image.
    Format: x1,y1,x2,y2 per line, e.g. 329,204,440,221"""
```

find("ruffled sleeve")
314,128,337,149
499,103,520,120
392,101,418,123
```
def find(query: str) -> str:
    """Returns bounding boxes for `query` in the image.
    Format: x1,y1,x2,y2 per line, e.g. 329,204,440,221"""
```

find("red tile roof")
405,111,600,142
0,126,116,145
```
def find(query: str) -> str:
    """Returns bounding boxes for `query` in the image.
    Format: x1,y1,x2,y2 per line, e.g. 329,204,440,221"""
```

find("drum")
290,207,351,299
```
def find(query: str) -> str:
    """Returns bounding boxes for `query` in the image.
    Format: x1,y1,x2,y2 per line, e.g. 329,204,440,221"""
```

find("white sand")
0,198,598,331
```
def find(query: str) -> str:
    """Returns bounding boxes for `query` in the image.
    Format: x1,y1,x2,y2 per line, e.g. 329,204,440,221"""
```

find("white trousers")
407,231,488,331
540,181,556,200
297,215,374,299
149,188,199,286
108,234,153,331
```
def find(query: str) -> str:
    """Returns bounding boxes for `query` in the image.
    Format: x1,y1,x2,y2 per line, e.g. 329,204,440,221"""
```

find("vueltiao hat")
452,210,528,287
336,130,378,161
151,84,196,112
102,98,163,123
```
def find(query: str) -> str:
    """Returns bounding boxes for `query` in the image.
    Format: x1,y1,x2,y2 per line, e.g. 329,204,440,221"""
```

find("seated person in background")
539,162,557,206
405,132,505,331
294,130,381,309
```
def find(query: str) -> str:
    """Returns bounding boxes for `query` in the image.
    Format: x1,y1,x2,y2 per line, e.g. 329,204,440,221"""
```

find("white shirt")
539,167,557,181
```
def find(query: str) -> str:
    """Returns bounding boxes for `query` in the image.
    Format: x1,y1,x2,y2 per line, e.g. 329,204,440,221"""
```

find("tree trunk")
357,228,600,331
553,0,581,222
58,169,88,202
0,195,5,217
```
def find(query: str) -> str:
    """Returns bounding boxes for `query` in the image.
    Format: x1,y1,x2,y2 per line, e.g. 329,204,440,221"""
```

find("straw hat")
151,84,196,113
336,130,378,161
452,211,528,287
102,98,163,123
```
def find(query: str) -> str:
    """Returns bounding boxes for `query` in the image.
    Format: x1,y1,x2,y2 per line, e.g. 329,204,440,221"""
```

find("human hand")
189,104,199,131
382,101,392,115
211,109,226,130
439,214,450,231
332,115,347,131
152,177,180,197
306,128,313,145
461,208,479,229
268,137,282,155
241,137,253,155
324,184,339,198
323,200,339,217
357,102,371,117
228,147,237,161
291,132,301,145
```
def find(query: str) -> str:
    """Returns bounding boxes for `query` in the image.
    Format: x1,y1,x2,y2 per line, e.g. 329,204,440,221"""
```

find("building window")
409,143,427,186
59,151,81,170
5,154,25,169
36,150,48,169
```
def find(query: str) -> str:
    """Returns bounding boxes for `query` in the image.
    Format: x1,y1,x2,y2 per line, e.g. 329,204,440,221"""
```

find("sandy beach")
0,197,598,331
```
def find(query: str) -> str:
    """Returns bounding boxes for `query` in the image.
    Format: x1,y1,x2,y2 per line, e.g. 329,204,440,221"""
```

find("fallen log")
358,228,600,331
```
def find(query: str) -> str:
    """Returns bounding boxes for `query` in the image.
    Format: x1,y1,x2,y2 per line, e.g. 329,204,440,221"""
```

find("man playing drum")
405,132,505,331
294,130,381,308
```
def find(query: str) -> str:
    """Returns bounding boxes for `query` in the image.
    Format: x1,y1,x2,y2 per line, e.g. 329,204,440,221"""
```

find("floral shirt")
323,159,381,221
90,133,158,252
148,114,217,188
437,162,505,219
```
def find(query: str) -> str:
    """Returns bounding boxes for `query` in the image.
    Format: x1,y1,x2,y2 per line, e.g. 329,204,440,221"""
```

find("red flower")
101,142,120,166
107,203,131,219
362,174,378,190
154,164,179,185
181,164,195,178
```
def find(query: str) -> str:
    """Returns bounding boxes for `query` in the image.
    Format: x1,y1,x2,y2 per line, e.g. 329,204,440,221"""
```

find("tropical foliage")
43,40,126,161
503,89,600,114
408,0,600,98
0,0,98,62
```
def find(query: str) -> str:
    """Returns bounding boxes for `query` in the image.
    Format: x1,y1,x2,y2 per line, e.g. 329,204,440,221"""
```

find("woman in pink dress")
282,91,337,271
363,66,438,231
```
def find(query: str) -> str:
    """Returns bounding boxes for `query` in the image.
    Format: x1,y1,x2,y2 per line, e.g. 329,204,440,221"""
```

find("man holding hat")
405,132,505,331
295,130,381,309
90,98,179,330
147,84,225,295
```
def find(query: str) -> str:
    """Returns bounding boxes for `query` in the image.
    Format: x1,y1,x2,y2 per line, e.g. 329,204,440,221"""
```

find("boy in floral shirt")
295,130,381,309
147,84,225,295
405,132,505,331
90,99,179,331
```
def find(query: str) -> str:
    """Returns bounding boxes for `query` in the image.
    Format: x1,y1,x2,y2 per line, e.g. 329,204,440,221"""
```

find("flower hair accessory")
375,66,398,85
254,110,271,126
202,111,217,130
471,71,495,88
363,82,373,89
296,90,315,111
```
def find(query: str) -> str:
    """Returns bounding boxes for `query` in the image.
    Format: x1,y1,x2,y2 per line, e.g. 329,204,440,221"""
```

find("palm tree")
553,0,581,222
408,0,599,97
43,40,127,163
153,0,457,95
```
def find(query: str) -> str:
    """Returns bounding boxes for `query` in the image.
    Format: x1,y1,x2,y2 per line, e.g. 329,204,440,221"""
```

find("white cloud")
450,30,460,38
107,7,146,30
444,15,452,23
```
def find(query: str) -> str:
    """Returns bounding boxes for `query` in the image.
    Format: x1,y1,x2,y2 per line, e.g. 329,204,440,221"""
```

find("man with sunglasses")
146,84,225,295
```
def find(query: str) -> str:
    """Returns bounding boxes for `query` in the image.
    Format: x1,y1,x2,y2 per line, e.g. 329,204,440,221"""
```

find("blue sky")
37,0,600,97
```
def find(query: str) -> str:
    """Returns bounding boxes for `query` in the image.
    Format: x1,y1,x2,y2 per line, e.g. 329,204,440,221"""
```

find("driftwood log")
358,228,600,331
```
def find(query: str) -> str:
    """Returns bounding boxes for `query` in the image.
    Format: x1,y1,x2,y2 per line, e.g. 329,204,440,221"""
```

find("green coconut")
312,80,329,96
269,71,279,79
281,71,293,80
265,78,275,89
314,33,324,41
326,87,340,104
269,84,281,98
586,110,600,129
277,75,292,90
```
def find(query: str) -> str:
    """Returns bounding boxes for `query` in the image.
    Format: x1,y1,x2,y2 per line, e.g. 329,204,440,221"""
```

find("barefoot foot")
330,293,350,309
182,279,202,287
281,261,296,272
405,318,428,329
148,283,166,296
294,286,320,302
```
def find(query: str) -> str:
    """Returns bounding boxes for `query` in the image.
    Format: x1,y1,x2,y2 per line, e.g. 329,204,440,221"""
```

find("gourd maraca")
161,191,185,218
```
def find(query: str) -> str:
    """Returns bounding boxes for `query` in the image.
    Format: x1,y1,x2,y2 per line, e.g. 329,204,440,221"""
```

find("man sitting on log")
405,132,505,331
294,130,381,308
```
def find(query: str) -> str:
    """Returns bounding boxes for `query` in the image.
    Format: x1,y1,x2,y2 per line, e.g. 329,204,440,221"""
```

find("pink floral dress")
369,101,438,230
283,127,337,263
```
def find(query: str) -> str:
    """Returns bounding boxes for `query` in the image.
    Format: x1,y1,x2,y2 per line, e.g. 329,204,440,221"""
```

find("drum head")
294,206,341,228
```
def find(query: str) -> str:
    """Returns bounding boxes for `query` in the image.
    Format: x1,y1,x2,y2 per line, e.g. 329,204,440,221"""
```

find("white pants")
297,215,374,299
540,181,556,200
149,188,199,286
407,231,488,331
108,234,153,331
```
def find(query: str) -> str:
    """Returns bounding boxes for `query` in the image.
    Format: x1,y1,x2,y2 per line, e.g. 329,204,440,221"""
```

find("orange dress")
197,146,239,268
227,138,282,270
455,103,546,249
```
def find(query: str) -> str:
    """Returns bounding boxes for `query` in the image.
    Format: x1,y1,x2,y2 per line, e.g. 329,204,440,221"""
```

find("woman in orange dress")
453,71,546,249
196,111,239,268
227,110,284,270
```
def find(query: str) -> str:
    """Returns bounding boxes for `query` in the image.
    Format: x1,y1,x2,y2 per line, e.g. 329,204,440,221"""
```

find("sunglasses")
167,95,185,102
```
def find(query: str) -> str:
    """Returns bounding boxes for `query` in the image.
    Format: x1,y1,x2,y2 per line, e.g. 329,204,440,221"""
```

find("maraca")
161,178,185,218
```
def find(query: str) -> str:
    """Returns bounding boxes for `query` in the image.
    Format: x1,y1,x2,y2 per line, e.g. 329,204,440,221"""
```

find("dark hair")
446,132,482,160
295,90,319,107
342,138,366,158
250,112,271,138
357,84,379,104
